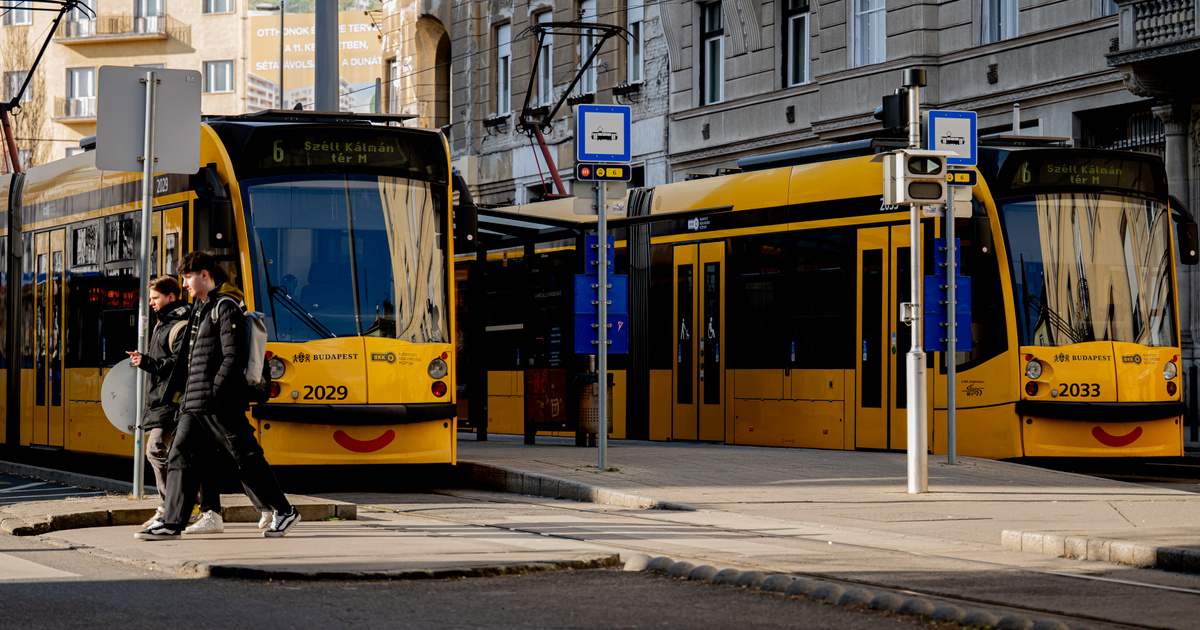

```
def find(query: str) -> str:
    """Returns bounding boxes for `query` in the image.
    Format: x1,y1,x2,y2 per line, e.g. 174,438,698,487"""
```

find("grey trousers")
146,428,172,508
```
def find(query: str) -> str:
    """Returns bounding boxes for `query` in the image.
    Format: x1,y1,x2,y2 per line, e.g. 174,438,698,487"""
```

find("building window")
2,1,32,26
783,0,809,87
982,0,1017,43
205,0,234,14
496,24,511,115
578,0,597,94
204,60,234,93
1101,0,1118,16
700,1,723,105
65,0,94,36
67,67,96,117
853,0,886,67
4,71,30,103
389,59,400,114
536,12,554,106
627,0,644,84
133,0,165,34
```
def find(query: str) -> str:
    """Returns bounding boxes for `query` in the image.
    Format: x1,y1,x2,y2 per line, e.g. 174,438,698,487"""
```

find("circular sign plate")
101,359,138,435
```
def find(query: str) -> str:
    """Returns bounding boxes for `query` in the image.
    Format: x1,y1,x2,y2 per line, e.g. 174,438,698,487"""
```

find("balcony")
54,14,191,46
1108,0,1200,97
54,97,97,122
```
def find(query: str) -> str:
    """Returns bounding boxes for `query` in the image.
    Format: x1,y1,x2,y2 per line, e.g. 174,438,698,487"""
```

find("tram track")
358,488,1200,630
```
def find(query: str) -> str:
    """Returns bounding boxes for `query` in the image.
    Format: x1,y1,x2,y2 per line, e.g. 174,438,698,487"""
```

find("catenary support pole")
903,68,928,494
133,71,159,499
314,0,338,111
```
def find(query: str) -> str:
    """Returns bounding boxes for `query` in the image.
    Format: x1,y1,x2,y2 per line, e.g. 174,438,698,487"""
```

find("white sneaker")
183,510,224,534
258,510,272,530
142,507,165,529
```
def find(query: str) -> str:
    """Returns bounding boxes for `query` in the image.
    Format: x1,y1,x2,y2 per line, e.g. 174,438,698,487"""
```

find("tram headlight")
1024,360,1042,379
428,358,448,379
268,357,286,380
1164,361,1178,380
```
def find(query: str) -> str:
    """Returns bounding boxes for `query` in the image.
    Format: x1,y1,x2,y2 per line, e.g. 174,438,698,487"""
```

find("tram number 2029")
302,385,349,400
1059,383,1100,397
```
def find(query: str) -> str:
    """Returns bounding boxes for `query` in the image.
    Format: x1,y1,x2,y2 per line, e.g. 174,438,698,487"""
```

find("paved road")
0,472,107,507
0,534,927,630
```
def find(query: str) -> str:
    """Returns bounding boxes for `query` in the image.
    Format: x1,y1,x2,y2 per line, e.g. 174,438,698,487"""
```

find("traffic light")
883,149,947,205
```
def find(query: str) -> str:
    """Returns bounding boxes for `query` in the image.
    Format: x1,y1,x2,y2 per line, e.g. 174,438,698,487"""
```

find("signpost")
96,66,200,498
575,104,631,471
926,109,978,466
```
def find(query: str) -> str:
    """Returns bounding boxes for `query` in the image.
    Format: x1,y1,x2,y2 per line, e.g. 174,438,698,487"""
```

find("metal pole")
279,0,285,108
597,180,608,471
314,0,338,111
1013,103,1020,136
374,77,382,114
946,185,957,465
904,69,928,493
133,71,158,499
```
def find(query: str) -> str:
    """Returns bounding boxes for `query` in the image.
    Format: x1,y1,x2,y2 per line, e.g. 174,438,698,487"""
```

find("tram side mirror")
191,164,235,249
452,171,478,253
1170,195,1199,265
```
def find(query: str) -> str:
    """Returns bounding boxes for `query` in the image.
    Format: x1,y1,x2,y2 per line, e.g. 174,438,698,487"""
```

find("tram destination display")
219,125,449,182
1005,152,1163,198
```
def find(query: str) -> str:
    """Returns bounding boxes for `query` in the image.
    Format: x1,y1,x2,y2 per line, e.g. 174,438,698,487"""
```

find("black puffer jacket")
135,300,190,430
169,283,249,414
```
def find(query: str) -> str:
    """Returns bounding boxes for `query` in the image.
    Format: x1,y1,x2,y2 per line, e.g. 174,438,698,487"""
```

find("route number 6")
273,140,284,163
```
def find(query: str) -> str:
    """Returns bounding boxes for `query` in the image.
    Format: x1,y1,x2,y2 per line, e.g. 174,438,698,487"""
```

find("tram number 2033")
302,385,349,400
1058,383,1100,397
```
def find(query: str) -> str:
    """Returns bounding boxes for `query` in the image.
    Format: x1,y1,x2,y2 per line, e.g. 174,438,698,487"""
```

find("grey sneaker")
258,510,272,530
134,522,180,541
263,508,301,538
142,507,164,529
183,510,224,534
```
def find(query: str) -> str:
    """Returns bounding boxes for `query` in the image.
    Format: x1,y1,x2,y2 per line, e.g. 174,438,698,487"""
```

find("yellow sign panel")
249,11,382,112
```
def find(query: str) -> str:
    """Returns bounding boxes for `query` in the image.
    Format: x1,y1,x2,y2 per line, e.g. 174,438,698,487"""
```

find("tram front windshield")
1001,193,1176,347
246,173,447,343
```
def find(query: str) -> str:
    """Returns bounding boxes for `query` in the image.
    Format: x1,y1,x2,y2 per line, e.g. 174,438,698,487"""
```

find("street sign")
575,104,631,163
927,110,977,167
576,163,632,181
96,66,201,175
947,169,976,187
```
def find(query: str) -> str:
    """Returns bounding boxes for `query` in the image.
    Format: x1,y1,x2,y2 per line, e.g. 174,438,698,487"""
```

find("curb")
184,553,622,580
456,461,695,511
1002,529,1200,574
0,459,156,495
622,553,1095,630
1,501,358,537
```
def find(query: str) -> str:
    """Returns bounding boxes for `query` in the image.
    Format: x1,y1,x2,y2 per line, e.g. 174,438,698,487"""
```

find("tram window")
98,266,139,366
105,216,138,262
648,244,674,370
20,235,34,370
0,238,6,368
944,201,1007,371
73,225,99,266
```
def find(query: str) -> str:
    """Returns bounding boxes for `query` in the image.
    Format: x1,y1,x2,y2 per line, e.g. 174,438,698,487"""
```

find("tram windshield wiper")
265,282,337,340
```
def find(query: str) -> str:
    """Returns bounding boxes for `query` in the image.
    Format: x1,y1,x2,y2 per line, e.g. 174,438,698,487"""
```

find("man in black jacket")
136,252,299,540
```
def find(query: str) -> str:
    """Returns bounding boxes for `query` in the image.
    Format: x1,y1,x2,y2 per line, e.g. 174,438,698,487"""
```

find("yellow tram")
459,138,1195,458
0,110,457,465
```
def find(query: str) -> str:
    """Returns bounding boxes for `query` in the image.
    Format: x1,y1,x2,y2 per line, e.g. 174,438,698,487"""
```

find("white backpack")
211,296,270,391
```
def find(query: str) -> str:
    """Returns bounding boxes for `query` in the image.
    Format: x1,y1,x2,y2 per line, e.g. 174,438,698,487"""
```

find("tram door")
32,230,66,447
672,242,725,442
856,226,918,450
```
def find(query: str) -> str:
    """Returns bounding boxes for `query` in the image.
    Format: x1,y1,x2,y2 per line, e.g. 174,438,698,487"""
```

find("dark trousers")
162,411,291,530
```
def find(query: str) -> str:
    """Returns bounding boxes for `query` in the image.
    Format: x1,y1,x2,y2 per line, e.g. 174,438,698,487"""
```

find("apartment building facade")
1,0,247,168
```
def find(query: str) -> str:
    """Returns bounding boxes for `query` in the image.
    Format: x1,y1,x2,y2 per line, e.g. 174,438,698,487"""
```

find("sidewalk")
456,435,1200,573
6,436,1200,578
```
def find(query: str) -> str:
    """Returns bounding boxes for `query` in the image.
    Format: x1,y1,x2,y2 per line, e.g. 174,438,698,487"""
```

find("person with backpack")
126,276,204,527
135,251,299,540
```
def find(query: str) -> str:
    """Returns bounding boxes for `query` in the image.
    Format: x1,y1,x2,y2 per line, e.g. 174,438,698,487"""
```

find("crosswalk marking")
0,552,80,580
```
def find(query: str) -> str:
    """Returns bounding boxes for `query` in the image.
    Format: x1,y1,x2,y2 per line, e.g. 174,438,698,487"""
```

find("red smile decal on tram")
1091,426,1143,447
333,429,396,453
